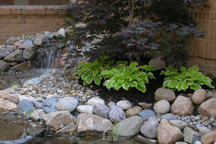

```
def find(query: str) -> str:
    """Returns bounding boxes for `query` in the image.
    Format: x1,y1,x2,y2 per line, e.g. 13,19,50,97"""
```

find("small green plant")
61,36,67,45
12,84,22,87
160,65,215,91
111,121,122,142
101,61,155,93
24,110,35,117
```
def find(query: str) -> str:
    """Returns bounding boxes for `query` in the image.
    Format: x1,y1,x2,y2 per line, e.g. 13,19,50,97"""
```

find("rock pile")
0,69,216,144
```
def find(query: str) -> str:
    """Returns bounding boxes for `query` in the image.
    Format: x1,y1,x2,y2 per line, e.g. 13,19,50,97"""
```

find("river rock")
18,95,36,103
56,97,78,112
192,135,201,144
183,127,199,143
148,59,166,71
7,94,19,104
43,107,58,113
134,135,157,144
15,99,35,115
23,77,42,86
0,86,19,98
113,116,143,137
23,47,36,60
140,116,159,138
10,61,32,72
93,104,109,118
87,97,105,106
116,100,132,110
109,106,126,122
138,102,153,109
58,28,66,36
153,100,170,114
0,98,17,110
0,60,10,72
33,36,49,46
107,101,115,109
31,109,46,121
43,111,76,129
126,106,142,117
35,102,43,109
155,88,175,102
161,113,177,120
76,105,93,114
192,89,207,104
207,90,216,99
171,95,194,115
139,109,155,120
56,123,77,134
198,98,216,118
77,113,112,136
198,127,212,136
157,119,184,144
5,36,19,45
201,130,216,144
4,49,23,62
43,98,57,108
169,120,188,130
0,49,10,59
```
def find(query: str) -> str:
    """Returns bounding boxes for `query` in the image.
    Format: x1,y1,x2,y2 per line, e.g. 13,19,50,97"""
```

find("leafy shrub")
101,61,155,93
160,65,215,91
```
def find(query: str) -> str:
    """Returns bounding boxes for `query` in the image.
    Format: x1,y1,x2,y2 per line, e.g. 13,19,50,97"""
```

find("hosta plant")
101,61,155,93
160,65,215,91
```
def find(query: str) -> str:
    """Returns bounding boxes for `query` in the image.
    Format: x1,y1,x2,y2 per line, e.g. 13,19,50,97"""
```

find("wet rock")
23,47,36,60
56,97,78,112
43,107,58,113
43,111,76,129
148,59,166,71
0,60,10,72
0,86,19,98
43,98,57,108
87,97,105,106
201,130,216,144
27,127,45,135
33,36,49,46
5,36,19,45
109,106,126,122
7,94,19,104
192,89,207,105
113,116,143,137
15,99,35,115
157,119,184,144
77,113,112,136
31,109,46,121
138,102,153,109
155,88,175,102
10,61,32,72
171,95,194,115
153,100,170,114
0,98,17,110
4,49,24,62
76,105,93,114
198,98,216,118
0,124,24,141
134,135,157,144
93,104,109,118
35,102,43,109
125,106,142,118
183,127,199,143
140,116,159,138
198,127,212,136
56,123,77,134
139,109,155,120
169,120,188,130
116,100,132,110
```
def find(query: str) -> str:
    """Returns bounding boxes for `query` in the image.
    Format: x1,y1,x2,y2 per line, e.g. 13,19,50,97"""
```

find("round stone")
116,100,132,110
192,89,207,105
153,100,170,114
126,106,142,117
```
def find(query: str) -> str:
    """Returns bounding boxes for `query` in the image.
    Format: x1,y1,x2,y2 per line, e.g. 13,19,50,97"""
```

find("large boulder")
113,116,143,137
109,106,126,122
0,98,17,110
5,36,19,45
56,97,78,112
10,61,32,72
77,113,112,136
116,100,132,110
93,104,110,118
148,59,166,71
201,130,216,144
192,89,207,105
155,88,175,102
140,116,159,138
126,106,142,118
4,49,24,62
198,98,216,118
15,99,35,115
0,60,10,73
153,100,170,114
23,47,36,60
43,111,76,129
171,95,194,115
157,119,184,144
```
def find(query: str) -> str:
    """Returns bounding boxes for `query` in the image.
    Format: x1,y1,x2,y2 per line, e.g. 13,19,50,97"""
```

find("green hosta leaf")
181,81,189,91
92,70,98,77
82,71,90,80
117,61,127,65
165,66,177,72
177,82,182,91
137,85,146,93
86,75,94,84
190,83,201,90
78,62,88,67
142,76,149,83
83,80,87,86
94,75,101,86
115,84,122,91
130,62,138,70
167,80,178,88
118,79,124,83
123,83,129,90
106,80,113,89
130,81,137,88
81,66,88,72
118,64,125,70
188,65,199,73
180,66,187,73
111,80,118,87
146,72,155,79
138,80,145,87
187,80,194,85
162,80,171,88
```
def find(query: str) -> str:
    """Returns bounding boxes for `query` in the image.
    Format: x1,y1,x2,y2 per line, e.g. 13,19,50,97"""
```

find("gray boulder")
15,99,35,115
23,77,42,86
93,104,110,118
35,102,43,109
140,116,159,138
116,100,132,110
56,123,77,134
33,36,49,46
56,97,78,112
23,47,36,60
170,120,188,130
30,109,46,121
155,88,175,102
0,49,10,59
139,109,155,120
161,113,177,120
76,105,93,114
43,107,58,113
109,106,126,122
184,127,199,143
4,49,24,62
43,98,57,108
5,36,19,45
0,60,10,73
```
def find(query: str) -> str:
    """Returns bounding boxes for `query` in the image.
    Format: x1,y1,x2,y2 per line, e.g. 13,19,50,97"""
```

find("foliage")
101,61,155,93
24,110,35,117
12,84,22,87
111,121,122,142
160,65,215,91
